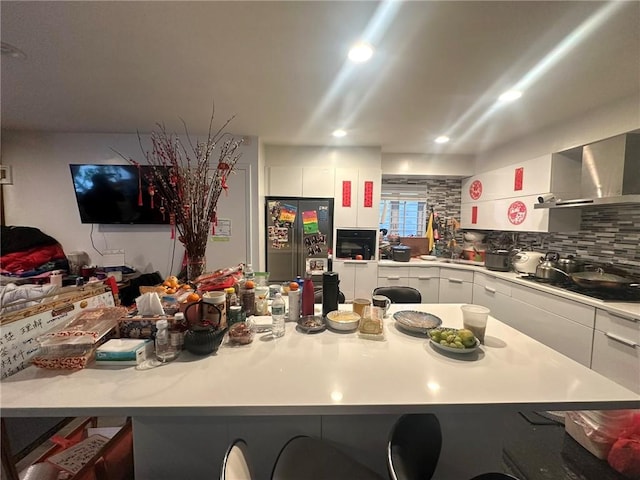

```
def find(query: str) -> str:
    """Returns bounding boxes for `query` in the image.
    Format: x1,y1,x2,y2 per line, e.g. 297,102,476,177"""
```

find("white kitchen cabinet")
408,266,440,304
334,168,381,228
460,153,581,232
333,260,378,302
438,268,473,304
302,167,335,197
471,272,513,323
591,309,640,394
267,166,303,196
505,284,595,366
377,266,410,287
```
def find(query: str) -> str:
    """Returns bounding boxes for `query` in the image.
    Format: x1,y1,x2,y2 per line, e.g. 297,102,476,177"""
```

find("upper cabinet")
460,153,582,232
334,167,381,228
267,166,335,197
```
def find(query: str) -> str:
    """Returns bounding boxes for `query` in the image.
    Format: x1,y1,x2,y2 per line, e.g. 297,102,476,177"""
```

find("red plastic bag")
608,413,640,479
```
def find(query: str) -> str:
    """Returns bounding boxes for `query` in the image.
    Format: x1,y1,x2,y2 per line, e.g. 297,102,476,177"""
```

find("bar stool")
221,439,254,480
387,414,442,480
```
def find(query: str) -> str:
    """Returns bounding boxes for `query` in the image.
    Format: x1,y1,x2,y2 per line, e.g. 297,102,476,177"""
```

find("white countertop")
1,304,637,418
378,259,640,318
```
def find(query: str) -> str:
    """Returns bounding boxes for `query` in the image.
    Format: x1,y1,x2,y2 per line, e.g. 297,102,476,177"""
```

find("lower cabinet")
591,309,640,394
408,266,440,304
333,260,378,302
506,285,595,367
438,268,473,304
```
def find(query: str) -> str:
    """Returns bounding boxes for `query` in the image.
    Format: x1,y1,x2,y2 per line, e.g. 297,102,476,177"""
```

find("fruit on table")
355,254,364,260
429,328,477,349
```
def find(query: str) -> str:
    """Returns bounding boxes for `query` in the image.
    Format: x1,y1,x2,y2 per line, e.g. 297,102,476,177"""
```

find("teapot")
181,291,227,329
535,252,562,282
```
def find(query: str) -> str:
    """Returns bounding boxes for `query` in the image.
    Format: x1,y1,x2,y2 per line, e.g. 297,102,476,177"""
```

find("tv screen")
69,164,170,224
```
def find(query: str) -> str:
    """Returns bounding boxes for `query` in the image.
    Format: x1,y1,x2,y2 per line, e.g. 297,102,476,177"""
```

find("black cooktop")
518,275,640,302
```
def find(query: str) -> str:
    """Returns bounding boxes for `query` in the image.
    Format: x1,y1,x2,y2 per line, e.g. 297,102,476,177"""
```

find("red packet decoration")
169,213,176,239
148,185,155,209
302,210,319,234
136,163,143,206
508,201,527,225
514,167,524,191
342,181,352,207
471,206,478,224
469,180,482,200
364,181,373,207
211,210,217,235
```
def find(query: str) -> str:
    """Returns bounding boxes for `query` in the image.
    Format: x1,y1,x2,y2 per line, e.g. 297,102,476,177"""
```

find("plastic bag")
565,410,636,459
608,413,640,479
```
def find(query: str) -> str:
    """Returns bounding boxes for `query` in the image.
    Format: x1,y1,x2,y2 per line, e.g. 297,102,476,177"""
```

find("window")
379,199,428,237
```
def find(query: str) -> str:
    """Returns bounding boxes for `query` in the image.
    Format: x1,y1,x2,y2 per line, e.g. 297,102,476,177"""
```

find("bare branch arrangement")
118,107,243,275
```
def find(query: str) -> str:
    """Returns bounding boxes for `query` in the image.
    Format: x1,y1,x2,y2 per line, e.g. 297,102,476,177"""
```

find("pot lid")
392,245,411,251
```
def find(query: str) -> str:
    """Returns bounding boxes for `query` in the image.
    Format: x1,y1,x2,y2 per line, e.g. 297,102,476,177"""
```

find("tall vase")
186,253,206,283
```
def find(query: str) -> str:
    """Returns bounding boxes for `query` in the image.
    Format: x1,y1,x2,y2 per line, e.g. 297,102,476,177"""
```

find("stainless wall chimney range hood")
535,132,640,209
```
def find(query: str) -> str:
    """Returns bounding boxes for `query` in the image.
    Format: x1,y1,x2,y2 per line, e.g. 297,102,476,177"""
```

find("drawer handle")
448,278,463,284
417,276,433,280
387,276,400,280
608,312,639,323
484,286,496,294
605,332,639,348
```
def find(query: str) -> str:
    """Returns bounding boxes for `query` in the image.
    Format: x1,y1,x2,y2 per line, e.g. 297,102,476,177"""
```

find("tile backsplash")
496,204,640,276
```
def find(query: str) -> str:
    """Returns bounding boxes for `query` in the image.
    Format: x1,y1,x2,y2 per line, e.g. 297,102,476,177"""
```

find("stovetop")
518,275,640,302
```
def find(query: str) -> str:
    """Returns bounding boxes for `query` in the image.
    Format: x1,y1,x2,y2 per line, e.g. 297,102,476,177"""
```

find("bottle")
240,283,255,317
301,274,315,316
288,283,301,322
155,319,178,363
244,263,255,282
170,313,186,351
271,293,286,338
225,287,238,313
322,271,339,318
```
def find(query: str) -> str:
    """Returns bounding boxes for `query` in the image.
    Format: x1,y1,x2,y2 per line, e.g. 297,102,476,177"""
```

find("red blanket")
0,243,67,273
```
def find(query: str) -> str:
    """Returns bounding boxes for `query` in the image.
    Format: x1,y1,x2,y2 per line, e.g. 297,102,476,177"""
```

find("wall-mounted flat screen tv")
69,164,170,224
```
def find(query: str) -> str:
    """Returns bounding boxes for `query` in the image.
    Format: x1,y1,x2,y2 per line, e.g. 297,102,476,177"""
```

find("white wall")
381,153,474,177
474,93,640,173
1,131,259,278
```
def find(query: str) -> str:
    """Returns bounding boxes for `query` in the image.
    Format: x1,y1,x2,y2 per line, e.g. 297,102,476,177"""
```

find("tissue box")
96,338,153,365
116,315,175,339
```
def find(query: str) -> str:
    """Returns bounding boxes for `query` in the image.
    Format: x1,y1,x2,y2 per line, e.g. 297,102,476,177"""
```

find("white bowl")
325,310,360,332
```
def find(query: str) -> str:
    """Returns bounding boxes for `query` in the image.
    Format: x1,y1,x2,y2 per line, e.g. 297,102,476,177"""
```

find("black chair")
314,288,346,304
220,438,254,480
387,414,442,480
271,435,383,480
373,286,421,304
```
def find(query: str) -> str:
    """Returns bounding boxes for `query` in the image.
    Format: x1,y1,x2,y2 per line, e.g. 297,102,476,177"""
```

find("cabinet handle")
607,311,639,323
417,276,433,280
604,332,639,348
484,286,496,294
387,276,400,280
448,278,464,284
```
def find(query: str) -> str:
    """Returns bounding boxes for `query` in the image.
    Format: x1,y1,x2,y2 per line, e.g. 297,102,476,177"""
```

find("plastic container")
271,293,286,338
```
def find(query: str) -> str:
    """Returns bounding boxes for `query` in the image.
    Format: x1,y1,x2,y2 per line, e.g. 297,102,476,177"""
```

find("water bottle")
244,263,255,282
271,293,286,338
301,274,315,316
322,271,339,318
155,319,178,363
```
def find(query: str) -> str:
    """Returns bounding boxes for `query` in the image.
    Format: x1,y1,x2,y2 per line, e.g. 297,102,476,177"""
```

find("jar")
240,286,255,317
228,305,246,326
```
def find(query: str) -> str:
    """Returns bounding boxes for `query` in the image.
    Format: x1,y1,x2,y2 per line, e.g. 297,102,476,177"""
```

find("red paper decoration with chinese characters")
471,206,478,224
363,181,373,208
508,201,527,225
469,180,482,200
342,181,352,207
514,167,524,191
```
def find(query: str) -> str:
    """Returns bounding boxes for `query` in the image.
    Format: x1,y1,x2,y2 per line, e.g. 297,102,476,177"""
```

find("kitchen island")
1,304,638,478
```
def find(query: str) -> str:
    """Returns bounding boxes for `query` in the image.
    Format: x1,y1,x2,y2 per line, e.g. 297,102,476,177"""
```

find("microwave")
335,228,377,260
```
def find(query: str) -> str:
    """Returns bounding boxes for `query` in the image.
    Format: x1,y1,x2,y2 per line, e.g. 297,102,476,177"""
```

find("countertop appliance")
512,251,545,274
485,250,511,272
335,228,376,260
265,197,334,282
391,245,412,262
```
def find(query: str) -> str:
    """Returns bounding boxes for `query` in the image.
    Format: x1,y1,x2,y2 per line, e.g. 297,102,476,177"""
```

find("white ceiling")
1,1,639,155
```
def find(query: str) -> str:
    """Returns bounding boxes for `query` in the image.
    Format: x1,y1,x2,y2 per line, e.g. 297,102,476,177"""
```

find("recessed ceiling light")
348,42,373,63
332,129,347,138
498,90,523,102
434,135,450,144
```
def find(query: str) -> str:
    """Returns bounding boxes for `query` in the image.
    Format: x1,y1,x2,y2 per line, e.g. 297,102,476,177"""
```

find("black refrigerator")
265,197,334,283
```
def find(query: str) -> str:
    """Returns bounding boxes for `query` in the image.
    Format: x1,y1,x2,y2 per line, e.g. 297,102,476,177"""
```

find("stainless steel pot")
534,252,563,282
485,250,511,272
557,256,585,274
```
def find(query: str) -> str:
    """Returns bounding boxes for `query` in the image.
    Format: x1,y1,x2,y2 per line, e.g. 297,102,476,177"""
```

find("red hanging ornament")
169,213,175,240
137,164,143,206
148,185,155,209
169,173,178,187
221,175,228,194
211,211,217,235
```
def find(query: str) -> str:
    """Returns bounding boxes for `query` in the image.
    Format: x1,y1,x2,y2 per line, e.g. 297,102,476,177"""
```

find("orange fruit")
180,284,191,290
289,282,299,291
186,292,200,302
244,280,255,289
166,288,176,294
162,280,172,287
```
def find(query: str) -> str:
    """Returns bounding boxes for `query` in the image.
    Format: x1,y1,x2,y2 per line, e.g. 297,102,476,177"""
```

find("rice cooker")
391,245,412,262
512,251,545,274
